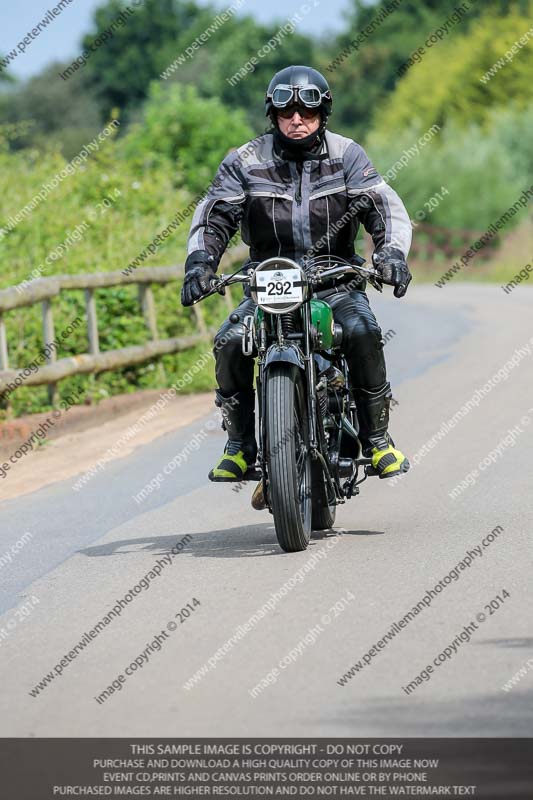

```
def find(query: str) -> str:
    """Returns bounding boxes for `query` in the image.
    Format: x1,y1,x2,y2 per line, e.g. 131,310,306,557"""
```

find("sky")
0,0,353,80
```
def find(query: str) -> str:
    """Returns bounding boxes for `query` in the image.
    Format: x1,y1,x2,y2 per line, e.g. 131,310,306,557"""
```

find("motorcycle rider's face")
276,106,321,139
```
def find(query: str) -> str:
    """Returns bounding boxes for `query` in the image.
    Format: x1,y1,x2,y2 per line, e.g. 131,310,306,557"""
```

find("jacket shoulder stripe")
324,131,355,160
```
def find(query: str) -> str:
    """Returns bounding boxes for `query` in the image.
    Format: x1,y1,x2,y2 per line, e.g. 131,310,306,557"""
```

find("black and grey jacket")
187,129,412,269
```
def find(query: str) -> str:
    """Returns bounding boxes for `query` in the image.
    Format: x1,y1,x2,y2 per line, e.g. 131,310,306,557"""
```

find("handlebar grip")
209,277,226,296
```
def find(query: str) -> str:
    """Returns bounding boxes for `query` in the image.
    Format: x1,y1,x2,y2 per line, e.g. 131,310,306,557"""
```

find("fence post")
0,313,8,371
85,288,99,403
139,283,166,383
192,304,208,336
138,284,158,339
42,299,57,406
85,289,99,355
0,313,10,412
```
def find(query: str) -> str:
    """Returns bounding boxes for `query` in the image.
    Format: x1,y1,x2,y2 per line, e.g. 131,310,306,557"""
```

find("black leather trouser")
213,288,387,395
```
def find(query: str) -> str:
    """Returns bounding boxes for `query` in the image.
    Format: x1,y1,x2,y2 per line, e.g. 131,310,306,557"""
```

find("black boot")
208,389,258,482
355,382,409,479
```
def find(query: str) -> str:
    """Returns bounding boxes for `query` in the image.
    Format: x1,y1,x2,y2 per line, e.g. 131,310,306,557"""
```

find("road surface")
0,284,532,737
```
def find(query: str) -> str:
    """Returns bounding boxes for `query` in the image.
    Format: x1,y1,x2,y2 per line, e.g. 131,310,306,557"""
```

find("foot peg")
244,465,262,481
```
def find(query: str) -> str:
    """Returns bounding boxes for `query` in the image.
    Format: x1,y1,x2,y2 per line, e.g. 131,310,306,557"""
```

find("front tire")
266,364,312,552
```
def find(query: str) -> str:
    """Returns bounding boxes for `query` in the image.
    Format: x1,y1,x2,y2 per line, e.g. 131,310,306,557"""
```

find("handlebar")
191,259,384,304
314,264,382,283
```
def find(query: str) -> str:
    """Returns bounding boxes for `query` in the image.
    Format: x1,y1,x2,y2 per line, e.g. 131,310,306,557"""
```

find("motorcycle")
193,254,389,553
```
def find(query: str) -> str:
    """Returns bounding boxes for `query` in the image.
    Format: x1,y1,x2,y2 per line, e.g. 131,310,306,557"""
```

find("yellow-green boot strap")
211,451,248,479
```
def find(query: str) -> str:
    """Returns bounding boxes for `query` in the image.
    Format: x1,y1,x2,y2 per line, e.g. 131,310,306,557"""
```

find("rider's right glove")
372,246,412,298
181,251,217,307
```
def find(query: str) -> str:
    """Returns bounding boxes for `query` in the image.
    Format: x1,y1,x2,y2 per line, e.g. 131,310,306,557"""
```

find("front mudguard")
263,343,305,372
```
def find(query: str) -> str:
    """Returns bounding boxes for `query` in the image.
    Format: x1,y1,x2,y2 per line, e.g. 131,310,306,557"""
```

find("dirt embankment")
0,390,214,501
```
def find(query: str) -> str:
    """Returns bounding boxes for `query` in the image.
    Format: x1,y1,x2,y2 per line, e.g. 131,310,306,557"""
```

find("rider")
181,65,412,484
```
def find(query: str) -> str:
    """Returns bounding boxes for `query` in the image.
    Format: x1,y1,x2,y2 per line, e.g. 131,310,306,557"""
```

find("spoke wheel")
266,364,312,552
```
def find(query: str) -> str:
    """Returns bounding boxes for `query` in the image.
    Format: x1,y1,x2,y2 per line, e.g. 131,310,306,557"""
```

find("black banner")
0,738,532,799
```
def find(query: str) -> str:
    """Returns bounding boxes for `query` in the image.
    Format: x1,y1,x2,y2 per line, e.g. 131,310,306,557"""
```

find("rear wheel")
311,459,336,530
266,364,312,552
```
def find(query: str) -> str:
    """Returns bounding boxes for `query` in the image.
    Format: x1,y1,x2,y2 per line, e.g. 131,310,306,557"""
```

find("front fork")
246,308,338,507
302,303,318,455
301,304,341,503
245,314,268,502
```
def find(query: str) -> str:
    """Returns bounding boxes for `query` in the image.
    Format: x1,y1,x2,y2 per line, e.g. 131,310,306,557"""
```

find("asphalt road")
0,284,532,737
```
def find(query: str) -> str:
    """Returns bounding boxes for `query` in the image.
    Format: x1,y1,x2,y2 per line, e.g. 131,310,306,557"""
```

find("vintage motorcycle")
194,254,391,553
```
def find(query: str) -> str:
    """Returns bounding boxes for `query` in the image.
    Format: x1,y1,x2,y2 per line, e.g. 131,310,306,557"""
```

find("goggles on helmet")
269,84,331,109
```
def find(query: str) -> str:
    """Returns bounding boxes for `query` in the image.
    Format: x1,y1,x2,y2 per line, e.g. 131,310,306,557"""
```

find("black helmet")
265,65,333,119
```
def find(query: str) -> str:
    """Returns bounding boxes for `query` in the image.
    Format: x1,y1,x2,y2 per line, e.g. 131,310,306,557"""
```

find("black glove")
372,246,412,298
181,251,217,307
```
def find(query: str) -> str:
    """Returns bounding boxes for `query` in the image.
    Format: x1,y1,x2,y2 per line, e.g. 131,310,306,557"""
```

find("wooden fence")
0,222,499,405
0,244,248,404
407,222,500,263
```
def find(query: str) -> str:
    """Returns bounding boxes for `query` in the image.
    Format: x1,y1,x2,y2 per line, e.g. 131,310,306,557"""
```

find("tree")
319,0,532,141
121,81,254,193
169,14,317,133
82,0,318,132
82,0,207,117
373,2,533,132
0,62,102,157
0,62,15,84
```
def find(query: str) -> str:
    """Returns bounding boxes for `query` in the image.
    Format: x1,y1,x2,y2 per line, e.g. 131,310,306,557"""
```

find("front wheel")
266,364,312,552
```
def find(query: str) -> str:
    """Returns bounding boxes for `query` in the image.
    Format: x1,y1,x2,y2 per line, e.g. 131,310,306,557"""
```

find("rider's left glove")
181,251,217,307
372,246,412,298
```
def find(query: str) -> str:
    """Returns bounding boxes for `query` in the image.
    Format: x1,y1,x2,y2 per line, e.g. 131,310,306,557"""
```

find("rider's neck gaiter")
272,116,328,163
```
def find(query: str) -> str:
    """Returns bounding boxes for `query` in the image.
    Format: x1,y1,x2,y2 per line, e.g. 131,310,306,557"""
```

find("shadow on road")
477,637,533,649
327,685,533,738
78,525,384,560
329,529,385,537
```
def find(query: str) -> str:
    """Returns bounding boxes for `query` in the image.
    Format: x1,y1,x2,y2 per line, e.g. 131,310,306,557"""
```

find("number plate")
255,269,303,304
